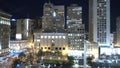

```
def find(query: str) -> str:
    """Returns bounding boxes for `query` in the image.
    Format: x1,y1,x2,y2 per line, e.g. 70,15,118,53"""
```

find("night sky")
0,0,120,32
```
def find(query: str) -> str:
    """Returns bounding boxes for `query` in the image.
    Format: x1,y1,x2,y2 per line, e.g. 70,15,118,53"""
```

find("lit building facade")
34,3,68,61
0,11,11,55
10,40,27,51
34,33,68,54
42,3,53,30
16,19,34,40
116,17,120,47
10,18,34,53
42,3,65,32
66,4,85,58
86,41,99,59
89,0,110,47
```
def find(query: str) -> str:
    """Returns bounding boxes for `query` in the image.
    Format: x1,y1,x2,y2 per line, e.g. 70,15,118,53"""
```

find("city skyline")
0,0,120,32
1,1,120,67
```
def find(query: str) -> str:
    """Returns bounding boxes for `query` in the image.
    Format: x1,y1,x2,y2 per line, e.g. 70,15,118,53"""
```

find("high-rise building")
10,19,17,40
116,17,120,47
89,0,110,47
34,3,67,61
42,3,53,31
66,4,85,58
10,19,34,52
33,17,42,29
0,11,11,55
42,3,65,32
53,5,65,30
67,4,82,22
16,19,34,40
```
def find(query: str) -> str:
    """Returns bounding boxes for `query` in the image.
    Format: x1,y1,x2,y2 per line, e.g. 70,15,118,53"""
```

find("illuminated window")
52,36,54,39
55,36,58,38
52,40,54,43
63,36,65,39
48,36,51,39
53,11,56,17
68,26,70,28
41,36,43,38
44,36,47,38
37,39,40,42
59,36,61,38
68,34,70,36
80,39,82,41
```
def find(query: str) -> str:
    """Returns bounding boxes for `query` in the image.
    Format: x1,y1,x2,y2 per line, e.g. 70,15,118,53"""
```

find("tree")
12,58,21,68
19,52,26,57
18,52,26,62
67,56,74,65
26,53,34,64
87,55,94,66
37,49,43,57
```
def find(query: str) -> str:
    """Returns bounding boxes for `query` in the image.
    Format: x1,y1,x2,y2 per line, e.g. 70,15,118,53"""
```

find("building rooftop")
0,10,12,18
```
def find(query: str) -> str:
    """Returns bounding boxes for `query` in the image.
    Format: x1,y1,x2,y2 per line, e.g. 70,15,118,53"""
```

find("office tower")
89,0,110,47
33,17,42,29
53,5,65,31
42,3,65,32
42,3,53,31
67,4,85,57
116,17,120,47
16,19,34,40
0,11,11,55
10,19,17,40
34,3,68,61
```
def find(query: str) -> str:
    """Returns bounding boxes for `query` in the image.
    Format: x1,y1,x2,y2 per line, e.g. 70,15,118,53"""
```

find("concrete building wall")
0,11,11,54
89,0,110,46
116,17,120,47
16,19,33,40
42,3,65,32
